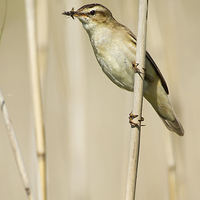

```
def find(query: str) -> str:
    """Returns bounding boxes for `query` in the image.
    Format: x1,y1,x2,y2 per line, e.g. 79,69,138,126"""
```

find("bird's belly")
95,50,137,91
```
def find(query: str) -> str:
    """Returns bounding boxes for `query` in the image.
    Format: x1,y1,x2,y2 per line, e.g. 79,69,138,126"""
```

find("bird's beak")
62,7,87,20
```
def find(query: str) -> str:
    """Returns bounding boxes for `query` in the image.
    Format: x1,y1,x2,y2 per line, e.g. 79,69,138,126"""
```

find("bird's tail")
144,79,184,136
157,111,184,136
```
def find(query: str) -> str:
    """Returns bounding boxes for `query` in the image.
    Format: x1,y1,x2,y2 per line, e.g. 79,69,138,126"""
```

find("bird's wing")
127,30,169,94
146,51,169,94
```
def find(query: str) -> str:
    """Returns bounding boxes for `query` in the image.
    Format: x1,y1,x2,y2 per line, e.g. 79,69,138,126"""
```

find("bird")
62,3,184,136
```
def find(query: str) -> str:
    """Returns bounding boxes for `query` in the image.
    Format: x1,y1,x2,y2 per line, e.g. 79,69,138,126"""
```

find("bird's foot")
132,61,148,77
129,112,145,127
132,61,141,73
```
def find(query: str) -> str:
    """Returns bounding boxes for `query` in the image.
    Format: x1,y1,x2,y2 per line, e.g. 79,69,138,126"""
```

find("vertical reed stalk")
36,0,48,83
0,89,35,200
125,0,148,199
0,2,35,199
164,132,178,200
24,0,46,199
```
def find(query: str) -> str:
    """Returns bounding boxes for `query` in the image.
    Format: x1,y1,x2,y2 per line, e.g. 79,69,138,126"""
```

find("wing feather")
127,30,169,94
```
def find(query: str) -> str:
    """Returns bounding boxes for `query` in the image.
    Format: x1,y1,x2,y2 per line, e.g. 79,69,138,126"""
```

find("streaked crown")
76,4,113,24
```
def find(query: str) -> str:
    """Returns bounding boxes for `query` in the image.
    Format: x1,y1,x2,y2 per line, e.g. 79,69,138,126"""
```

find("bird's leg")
138,117,144,122
132,61,154,82
129,112,139,127
132,61,147,75
132,61,141,73
129,112,145,127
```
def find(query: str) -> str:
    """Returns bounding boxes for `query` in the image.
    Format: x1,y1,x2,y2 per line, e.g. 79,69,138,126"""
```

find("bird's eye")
90,10,96,15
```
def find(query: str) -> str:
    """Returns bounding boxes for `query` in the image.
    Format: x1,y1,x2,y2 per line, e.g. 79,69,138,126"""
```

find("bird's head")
62,4,114,31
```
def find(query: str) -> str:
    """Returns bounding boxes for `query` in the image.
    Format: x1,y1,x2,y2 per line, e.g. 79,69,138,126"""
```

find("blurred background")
0,0,199,199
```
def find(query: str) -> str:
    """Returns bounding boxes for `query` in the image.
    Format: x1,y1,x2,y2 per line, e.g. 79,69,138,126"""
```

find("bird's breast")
90,35,137,91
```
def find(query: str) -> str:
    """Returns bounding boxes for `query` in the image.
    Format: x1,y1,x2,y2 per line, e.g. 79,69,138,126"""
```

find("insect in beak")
62,7,75,19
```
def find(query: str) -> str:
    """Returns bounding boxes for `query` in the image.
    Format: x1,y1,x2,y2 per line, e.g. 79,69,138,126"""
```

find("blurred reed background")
0,0,199,199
